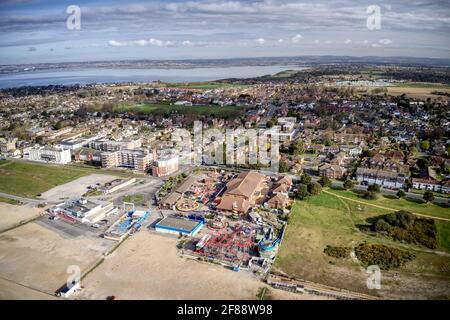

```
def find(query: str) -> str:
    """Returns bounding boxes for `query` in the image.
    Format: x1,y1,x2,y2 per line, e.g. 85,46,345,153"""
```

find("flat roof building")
155,216,203,237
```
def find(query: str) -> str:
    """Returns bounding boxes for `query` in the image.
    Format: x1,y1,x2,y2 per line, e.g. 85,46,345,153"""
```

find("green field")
392,81,450,89
116,102,246,118
123,194,144,204
326,188,450,220
0,160,129,198
274,192,450,298
0,196,20,205
165,82,249,89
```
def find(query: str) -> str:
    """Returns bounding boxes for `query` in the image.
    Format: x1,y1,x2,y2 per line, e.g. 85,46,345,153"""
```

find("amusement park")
156,168,293,275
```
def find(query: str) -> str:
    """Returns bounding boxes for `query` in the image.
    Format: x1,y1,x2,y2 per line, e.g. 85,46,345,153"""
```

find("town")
0,64,449,300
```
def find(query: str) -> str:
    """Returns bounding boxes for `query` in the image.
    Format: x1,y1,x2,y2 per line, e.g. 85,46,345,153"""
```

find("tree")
343,179,354,190
396,190,406,199
308,182,322,196
54,120,65,130
318,176,332,188
296,184,309,200
420,140,430,151
362,191,377,200
279,160,290,173
368,184,381,193
300,174,312,185
423,191,434,203
324,138,332,147
266,120,275,128
290,140,305,156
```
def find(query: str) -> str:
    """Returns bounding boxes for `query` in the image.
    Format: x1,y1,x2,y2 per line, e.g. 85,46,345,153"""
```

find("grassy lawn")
123,194,144,204
165,82,250,89
327,188,450,220
116,102,245,118
392,82,450,89
274,192,450,297
0,160,128,198
0,196,20,205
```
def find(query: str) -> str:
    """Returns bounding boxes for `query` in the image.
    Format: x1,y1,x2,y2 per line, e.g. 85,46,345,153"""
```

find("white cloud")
256,38,265,45
344,39,352,44
291,34,303,43
313,39,320,44
379,38,393,45
108,40,126,47
149,38,164,46
182,40,193,46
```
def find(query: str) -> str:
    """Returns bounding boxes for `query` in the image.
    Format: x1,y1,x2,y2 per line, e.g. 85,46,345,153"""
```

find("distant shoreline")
1,55,449,76
0,65,304,89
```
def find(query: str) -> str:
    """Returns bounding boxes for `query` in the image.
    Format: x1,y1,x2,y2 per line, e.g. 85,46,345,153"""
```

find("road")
0,192,45,207
329,180,449,205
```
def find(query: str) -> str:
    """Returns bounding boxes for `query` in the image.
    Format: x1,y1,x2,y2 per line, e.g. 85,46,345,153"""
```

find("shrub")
364,211,437,249
308,182,322,196
295,184,309,200
323,245,350,259
300,174,312,185
361,191,377,200
423,191,435,203
343,179,354,190
354,243,415,270
318,176,332,188
396,190,406,198
367,184,381,193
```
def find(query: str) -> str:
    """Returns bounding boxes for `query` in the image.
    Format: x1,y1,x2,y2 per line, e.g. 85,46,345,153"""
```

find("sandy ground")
0,278,57,300
40,174,118,202
0,203,43,231
79,232,329,300
0,222,111,297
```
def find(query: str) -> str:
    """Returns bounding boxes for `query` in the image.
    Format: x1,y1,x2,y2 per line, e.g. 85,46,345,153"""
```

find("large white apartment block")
23,146,72,164
151,153,179,177
89,138,141,152
101,148,152,172
0,137,17,153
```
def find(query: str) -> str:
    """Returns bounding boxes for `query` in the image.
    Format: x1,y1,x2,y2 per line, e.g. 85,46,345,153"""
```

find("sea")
0,65,302,89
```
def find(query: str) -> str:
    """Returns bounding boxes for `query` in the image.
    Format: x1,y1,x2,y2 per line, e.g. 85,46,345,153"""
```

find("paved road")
0,192,45,207
329,180,449,205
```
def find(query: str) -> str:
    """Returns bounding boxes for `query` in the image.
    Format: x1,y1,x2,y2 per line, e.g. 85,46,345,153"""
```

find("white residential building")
23,146,71,164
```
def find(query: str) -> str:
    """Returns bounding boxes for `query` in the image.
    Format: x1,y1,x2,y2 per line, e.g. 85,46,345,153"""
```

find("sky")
0,0,449,64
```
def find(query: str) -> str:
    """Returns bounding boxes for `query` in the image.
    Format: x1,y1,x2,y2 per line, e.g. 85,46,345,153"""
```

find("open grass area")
386,82,450,99
274,192,450,298
0,160,127,198
392,82,450,89
116,102,246,118
165,82,250,89
0,197,20,205
326,188,450,220
123,194,144,204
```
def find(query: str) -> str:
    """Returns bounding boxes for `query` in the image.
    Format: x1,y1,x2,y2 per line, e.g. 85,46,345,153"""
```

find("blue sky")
0,0,449,64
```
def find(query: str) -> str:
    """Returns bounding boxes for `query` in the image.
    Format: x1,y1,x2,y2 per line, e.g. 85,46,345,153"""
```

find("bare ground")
78,232,329,300
0,222,111,297
0,203,43,231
